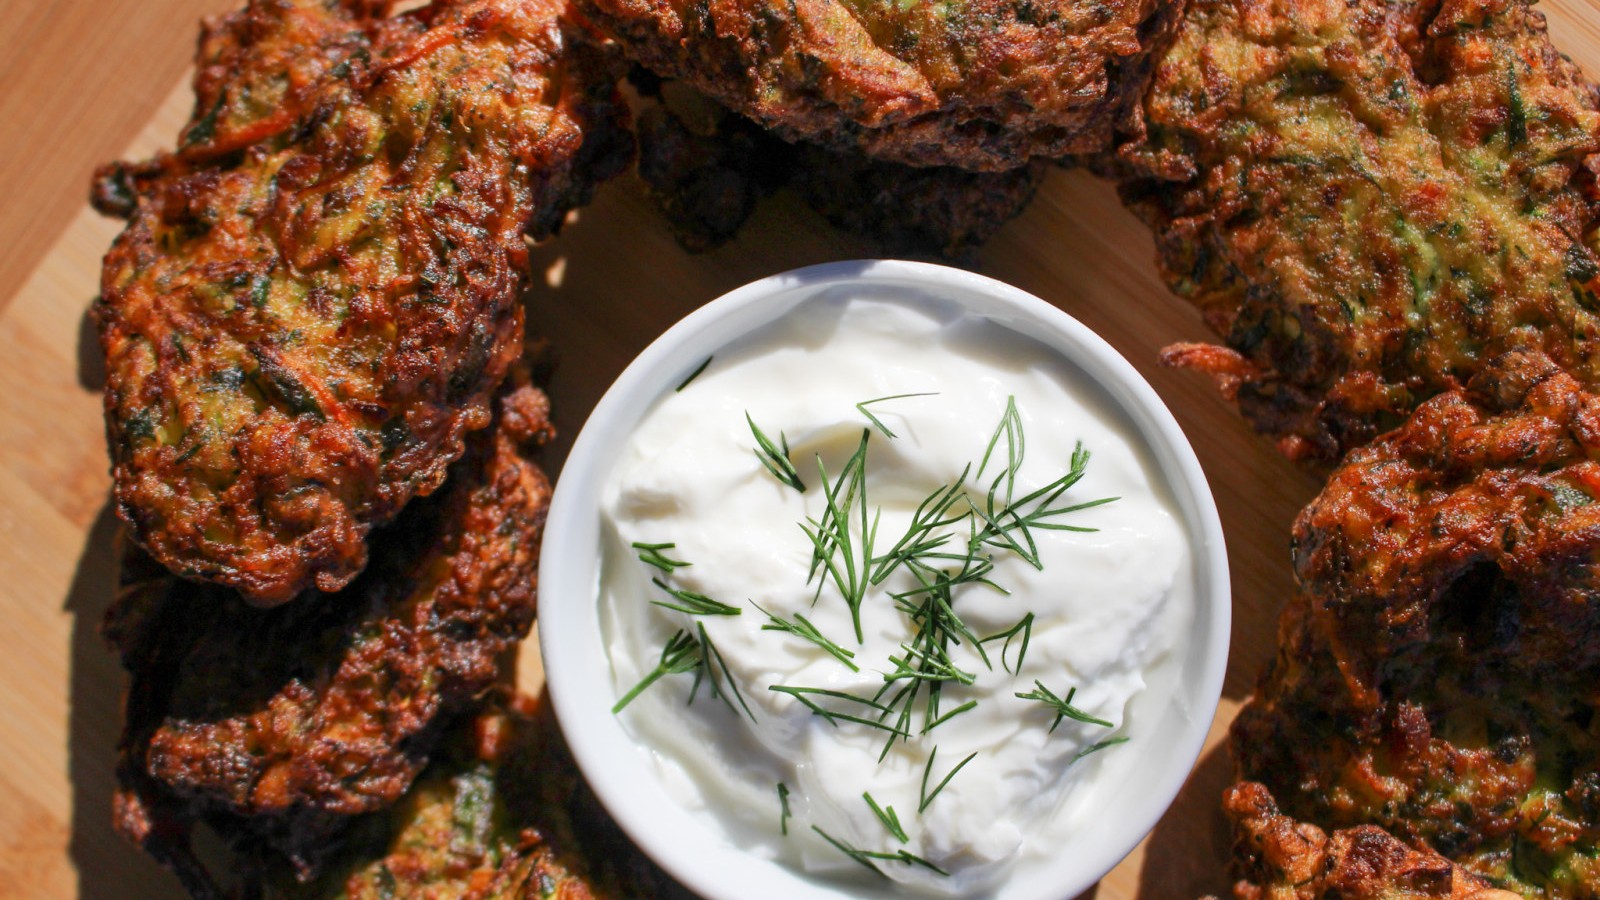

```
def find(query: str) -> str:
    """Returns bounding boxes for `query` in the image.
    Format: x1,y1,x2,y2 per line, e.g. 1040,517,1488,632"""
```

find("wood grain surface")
3,1,1599,898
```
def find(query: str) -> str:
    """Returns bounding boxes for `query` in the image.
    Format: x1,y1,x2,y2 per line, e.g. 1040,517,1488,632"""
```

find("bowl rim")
540,259,1231,900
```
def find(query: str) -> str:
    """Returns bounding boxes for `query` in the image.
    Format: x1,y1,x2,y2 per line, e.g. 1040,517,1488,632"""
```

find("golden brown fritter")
258,693,690,899
90,0,393,218
581,0,1185,170
107,377,553,895
1111,0,1600,463
1222,782,1514,900
632,80,1047,258
92,0,630,603
1232,353,1600,896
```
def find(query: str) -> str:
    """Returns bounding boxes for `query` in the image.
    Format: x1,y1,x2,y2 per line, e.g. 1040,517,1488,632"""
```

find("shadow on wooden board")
65,501,184,900
1136,742,1234,899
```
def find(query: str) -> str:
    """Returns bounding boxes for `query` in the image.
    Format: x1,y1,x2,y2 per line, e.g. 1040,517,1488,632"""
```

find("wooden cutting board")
4,3,1599,897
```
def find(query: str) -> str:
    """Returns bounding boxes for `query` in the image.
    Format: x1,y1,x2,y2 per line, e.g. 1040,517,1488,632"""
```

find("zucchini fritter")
1233,353,1600,895
582,0,1185,169
632,89,790,253
266,693,689,899
1223,782,1514,900
791,149,1048,261
92,0,630,603
1113,0,1600,462
633,82,1047,258
107,376,553,894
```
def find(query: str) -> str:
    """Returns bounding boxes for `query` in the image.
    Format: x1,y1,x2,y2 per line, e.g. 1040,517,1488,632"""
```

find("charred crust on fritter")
235,693,693,898
633,82,1047,258
92,0,629,604
581,0,1186,169
791,149,1048,262
633,88,791,252
1109,0,1600,464
105,374,552,883
1222,782,1509,900
1233,352,1600,895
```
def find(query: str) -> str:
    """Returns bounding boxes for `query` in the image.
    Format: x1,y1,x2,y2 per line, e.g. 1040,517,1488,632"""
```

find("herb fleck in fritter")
108,373,553,890
1111,0,1600,462
1234,353,1600,896
93,0,630,602
586,0,1184,169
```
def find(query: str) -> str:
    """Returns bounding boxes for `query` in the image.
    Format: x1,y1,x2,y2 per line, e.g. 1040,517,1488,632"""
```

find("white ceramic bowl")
540,260,1229,900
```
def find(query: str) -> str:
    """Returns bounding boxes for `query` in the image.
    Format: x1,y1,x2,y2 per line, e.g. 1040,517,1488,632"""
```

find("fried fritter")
1232,353,1600,895
107,377,553,895
632,85,790,253
91,0,390,219
263,693,689,899
1222,782,1514,900
1111,0,1600,462
582,0,1184,169
791,149,1048,261
92,0,630,603
633,82,1047,258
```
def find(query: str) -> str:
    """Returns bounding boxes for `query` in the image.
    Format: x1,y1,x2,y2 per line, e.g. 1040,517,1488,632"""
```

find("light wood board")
3,1,1599,897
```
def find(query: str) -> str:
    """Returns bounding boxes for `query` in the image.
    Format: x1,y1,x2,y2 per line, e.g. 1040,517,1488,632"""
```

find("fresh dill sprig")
788,399,1114,765
768,684,908,738
855,392,938,439
675,355,713,392
918,747,979,813
778,782,792,836
870,401,1115,591
886,642,976,686
976,395,1024,504
870,681,918,763
1072,736,1130,763
868,587,970,757
632,541,690,573
612,630,700,713
771,684,892,711
1014,681,1113,733
868,465,971,585
650,577,742,616
624,396,1121,827
747,412,805,492
803,431,872,585
972,442,1117,570
812,826,881,875
755,603,859,671
922,700,977,734
980,612,1034,674
699,622,756,722
800,430,876,640
611,625,759,722
863,792,908,843
811,827,949,877
867,551,995,756
897,572,991,667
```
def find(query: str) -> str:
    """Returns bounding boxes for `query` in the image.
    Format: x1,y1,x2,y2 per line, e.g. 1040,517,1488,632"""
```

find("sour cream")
599,295,1193,896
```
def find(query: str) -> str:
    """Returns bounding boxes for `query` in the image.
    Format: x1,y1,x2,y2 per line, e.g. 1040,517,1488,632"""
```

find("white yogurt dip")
598,294,1193,896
